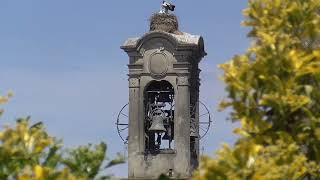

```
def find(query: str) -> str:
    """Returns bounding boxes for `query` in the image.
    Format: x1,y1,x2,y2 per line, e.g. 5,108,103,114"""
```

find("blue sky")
0,0,250,177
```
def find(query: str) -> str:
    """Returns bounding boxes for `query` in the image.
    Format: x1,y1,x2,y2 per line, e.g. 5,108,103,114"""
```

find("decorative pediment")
121,31,206,58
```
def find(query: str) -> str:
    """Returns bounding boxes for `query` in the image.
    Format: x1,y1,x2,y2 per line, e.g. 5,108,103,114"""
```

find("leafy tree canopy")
194,0,320,179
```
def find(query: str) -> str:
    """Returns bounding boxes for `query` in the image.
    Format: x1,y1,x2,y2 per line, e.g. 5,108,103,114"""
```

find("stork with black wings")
160,1,175,14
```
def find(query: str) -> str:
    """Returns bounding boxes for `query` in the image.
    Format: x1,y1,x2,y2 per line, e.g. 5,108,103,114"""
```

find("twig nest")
150,13,182,35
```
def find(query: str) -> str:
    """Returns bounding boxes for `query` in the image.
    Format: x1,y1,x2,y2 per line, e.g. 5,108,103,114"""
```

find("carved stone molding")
177,76,189,86
129,78,140,88
149,52,169,78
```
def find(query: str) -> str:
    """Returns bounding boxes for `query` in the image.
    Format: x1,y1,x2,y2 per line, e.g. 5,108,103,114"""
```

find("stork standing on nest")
159,1,175,14
150,1,180,34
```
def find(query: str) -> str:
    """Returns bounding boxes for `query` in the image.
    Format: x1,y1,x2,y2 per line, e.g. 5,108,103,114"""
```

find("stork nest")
150,13,182,35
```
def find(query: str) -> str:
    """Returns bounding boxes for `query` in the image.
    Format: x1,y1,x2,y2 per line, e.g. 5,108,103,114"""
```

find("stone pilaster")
174,76,191,177
128,77,140,178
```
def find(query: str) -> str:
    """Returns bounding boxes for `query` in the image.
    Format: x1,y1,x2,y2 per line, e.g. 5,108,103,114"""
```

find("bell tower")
120,9,206,179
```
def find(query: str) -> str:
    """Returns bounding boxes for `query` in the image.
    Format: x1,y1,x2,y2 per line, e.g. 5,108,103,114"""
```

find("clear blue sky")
0,0,250,177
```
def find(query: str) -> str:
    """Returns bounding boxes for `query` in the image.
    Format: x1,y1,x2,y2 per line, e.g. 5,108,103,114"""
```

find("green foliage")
158,174,172,180
63,143,107,179
195,139,319,180
63,143,124,179
0,91,13,116
0,93,124,180
0,119,124,180
195,0,320,179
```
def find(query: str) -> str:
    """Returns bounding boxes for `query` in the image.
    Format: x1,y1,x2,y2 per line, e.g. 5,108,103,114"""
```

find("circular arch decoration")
148,52,169,78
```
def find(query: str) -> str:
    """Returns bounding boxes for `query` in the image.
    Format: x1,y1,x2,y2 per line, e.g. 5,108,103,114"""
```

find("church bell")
149,109,167,133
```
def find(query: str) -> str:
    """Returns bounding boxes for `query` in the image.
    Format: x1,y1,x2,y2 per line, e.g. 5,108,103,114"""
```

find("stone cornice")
121,31,207,58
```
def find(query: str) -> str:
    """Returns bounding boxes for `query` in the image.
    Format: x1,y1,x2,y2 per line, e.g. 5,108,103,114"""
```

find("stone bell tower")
121,10,206,179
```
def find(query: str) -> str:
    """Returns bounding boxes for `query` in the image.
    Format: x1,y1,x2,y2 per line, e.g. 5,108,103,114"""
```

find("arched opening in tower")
144,80,175,153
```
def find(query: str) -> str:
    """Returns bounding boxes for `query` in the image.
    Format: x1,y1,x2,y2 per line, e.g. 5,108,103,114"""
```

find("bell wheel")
191,101,212,140
116,103,129,144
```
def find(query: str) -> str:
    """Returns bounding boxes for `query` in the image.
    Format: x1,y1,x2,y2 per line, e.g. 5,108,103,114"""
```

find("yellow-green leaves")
315,128,320,141
0,91,13,105
0,119,53,179
0,119,123,180
259,92,311,113
0,90,124,179
0,96,9,104
0,91,13,117
194,139,319,180
196,0,320,179
0,120,53,167
220,0,320,148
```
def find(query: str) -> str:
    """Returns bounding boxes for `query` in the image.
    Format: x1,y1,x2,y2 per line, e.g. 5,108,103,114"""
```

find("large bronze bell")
149,109,167,133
